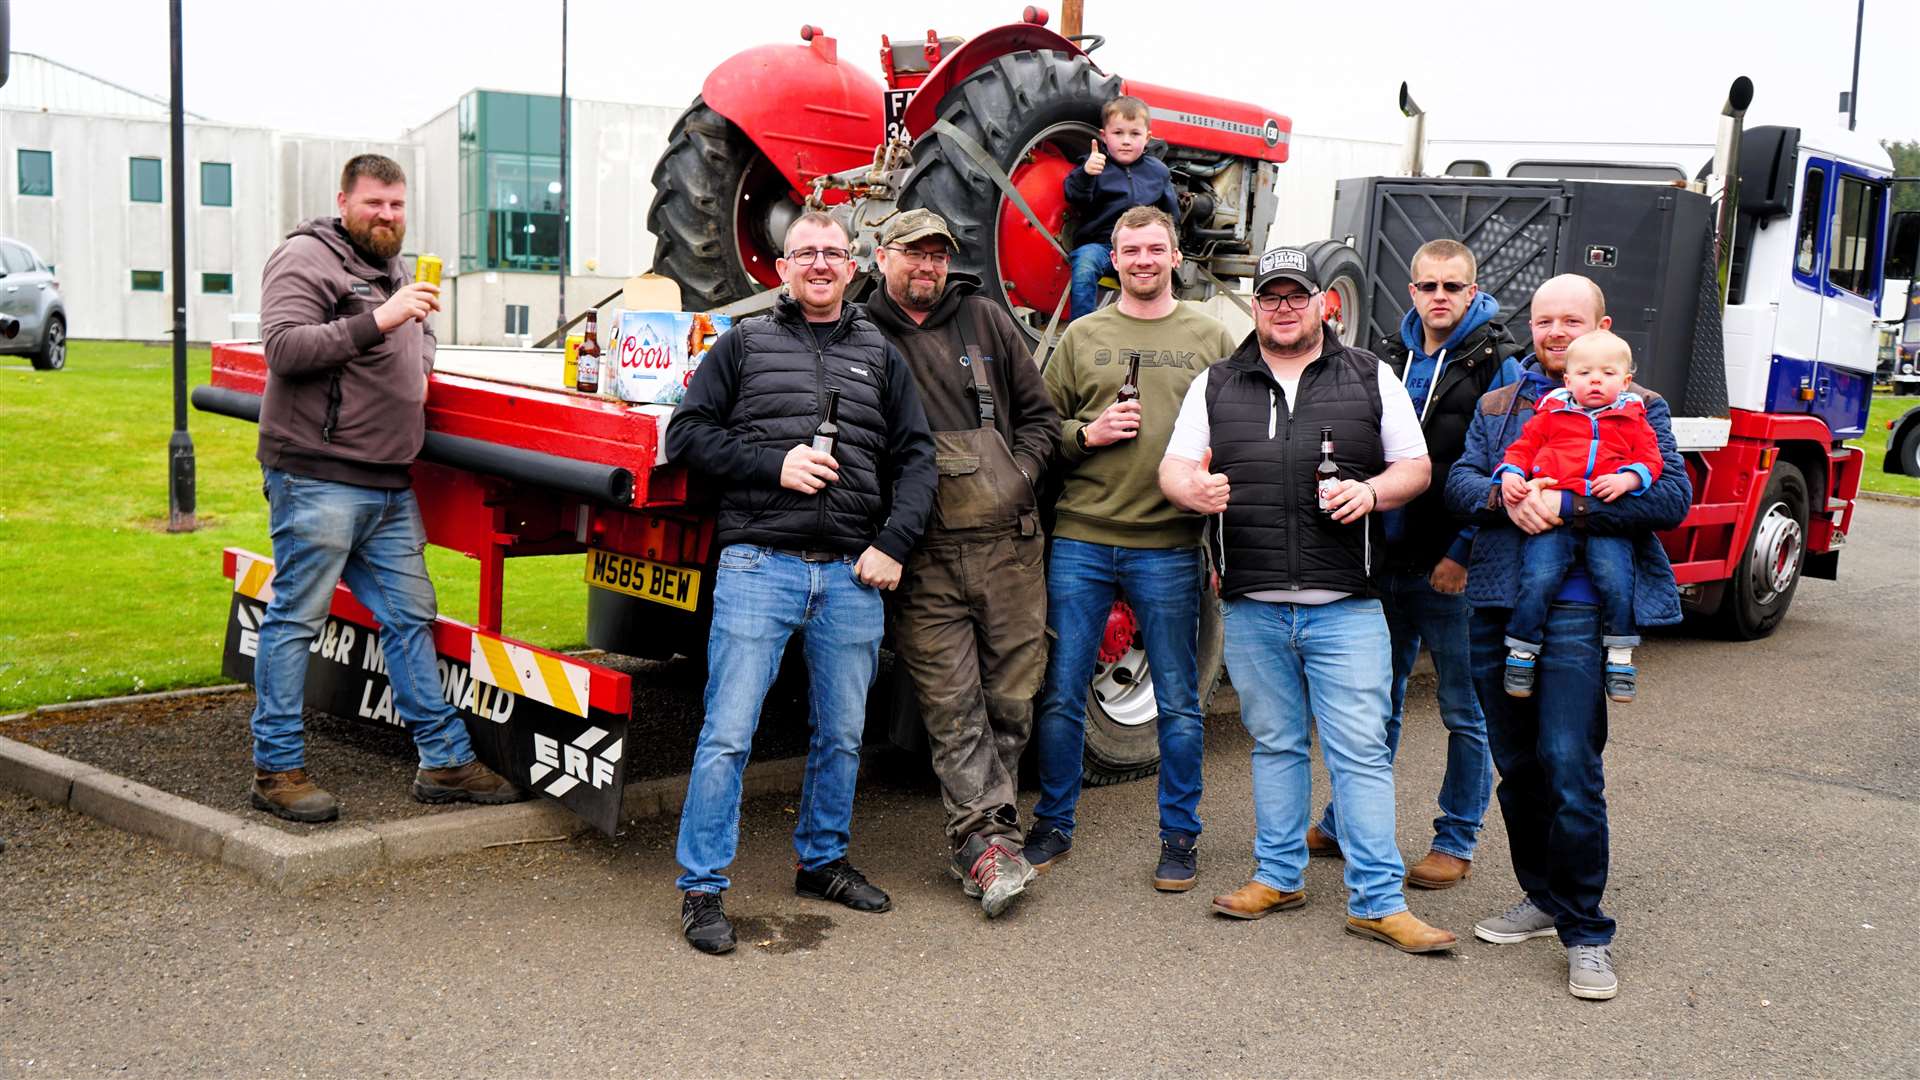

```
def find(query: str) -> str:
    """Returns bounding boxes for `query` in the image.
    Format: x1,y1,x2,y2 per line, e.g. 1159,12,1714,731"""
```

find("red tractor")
645,8,1358,343
639,10,1330,781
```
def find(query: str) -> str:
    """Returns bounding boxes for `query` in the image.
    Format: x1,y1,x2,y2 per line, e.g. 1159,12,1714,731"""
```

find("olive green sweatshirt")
1043,302,1237,548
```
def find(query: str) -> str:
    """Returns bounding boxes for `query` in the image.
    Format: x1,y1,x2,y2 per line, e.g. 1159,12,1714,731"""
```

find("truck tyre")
899,49,1121,343
1300,241,1365,347
1717,461,1807,640
30,315,65,371
1898,424,1920,478
1081,595,1226,786
647,98,792,311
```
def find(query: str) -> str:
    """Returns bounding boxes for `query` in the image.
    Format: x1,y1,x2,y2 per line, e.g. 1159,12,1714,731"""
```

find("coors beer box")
612,311,731,405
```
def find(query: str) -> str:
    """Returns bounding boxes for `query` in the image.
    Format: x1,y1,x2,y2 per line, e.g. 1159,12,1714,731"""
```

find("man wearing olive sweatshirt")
1029,205,1238,892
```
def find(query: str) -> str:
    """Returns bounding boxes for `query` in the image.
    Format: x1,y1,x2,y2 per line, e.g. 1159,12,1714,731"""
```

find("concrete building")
1,51,1398,347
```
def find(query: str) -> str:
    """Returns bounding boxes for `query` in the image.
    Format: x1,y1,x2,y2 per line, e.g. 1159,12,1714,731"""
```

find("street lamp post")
167,0,196,533
558,0,569,330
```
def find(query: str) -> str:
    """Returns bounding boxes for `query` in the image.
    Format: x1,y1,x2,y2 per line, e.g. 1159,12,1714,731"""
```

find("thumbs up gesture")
1085,139,1107,176
1165,447,1230,515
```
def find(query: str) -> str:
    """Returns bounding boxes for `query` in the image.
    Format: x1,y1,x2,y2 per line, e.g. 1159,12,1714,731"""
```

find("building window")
202,272,234,294
505,303,530,335
130,157,163,203
201,162,232,207
131,270,165,291
18,149,53,196
459,90,565,273
1829,175,1883,299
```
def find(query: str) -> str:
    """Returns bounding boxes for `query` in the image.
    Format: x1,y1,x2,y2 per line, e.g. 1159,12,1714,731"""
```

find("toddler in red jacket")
1493,331,1661,703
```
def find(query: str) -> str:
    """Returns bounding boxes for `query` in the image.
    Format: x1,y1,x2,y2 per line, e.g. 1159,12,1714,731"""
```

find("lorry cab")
1723,126,1893,442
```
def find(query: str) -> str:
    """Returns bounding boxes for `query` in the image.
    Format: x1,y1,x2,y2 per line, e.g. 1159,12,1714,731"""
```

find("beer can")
415,253,442,287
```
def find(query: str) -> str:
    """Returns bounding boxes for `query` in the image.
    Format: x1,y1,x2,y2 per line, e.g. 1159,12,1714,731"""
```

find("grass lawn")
1851,394,1920,498
0,341,587,712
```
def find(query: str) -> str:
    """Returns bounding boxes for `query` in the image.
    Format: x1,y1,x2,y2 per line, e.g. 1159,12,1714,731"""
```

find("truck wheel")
1301,242,1365,347
647,97,794,311
1082,596,1226,786
30,315,65,371
1717,461,1808,640
900,50,1121,344
1899,425,1920,478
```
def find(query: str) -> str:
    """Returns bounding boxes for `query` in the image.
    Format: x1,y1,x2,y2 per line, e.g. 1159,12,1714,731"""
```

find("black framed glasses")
885,246,952,267
1253,290,1317,312
787,247,852,266
1413,280,1472,294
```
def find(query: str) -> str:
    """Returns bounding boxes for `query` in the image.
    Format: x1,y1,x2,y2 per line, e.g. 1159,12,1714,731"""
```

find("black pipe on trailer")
189,387,636,506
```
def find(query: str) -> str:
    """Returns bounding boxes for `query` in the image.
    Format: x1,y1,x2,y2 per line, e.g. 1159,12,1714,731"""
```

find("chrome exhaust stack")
1712,76,1755,310
1398,82,1426,177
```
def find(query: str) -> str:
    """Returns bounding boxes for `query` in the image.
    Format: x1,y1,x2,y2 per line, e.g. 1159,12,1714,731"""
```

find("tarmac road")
2,500,1915,1078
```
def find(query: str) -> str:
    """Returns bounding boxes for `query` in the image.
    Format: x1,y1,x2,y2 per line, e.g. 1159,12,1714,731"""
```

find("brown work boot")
413,760,528,805
1305,823,1343,859
1406,850,1472,890
249,768,340,823
1345,911,1458,953
1211,880,1307,920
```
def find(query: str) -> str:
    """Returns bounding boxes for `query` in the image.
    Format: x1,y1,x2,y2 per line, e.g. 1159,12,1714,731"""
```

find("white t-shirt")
1163,357,1428,606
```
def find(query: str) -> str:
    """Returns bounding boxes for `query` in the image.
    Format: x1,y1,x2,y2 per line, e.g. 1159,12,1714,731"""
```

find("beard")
896,274,941,312
345,216,404,260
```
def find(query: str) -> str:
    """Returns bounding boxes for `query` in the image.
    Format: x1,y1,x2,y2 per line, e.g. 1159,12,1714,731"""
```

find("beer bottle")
576,308,603,395
813,388,842,459
1116,349,1142,405
1316,426,1340,513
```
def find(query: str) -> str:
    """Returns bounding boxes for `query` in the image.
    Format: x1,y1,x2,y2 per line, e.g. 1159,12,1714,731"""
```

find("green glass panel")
201,162,232,207
528,95,562,156
130,157,163,203
18,149,52,196
131,270,164,291
486,91,529,154
201,272,234,294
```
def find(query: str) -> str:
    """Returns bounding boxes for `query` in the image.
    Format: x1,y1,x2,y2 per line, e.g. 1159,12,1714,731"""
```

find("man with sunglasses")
865,209,1060,917
664,210,937,955
1158,246,1455,952
1307,239,1522,889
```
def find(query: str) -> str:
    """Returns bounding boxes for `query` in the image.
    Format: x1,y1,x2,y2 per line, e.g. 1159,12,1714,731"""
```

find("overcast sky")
9,0,1918,148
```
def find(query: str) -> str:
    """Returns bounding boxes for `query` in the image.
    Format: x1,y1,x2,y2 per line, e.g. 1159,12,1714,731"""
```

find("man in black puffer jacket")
1309,239,1523,891
664,211,937,956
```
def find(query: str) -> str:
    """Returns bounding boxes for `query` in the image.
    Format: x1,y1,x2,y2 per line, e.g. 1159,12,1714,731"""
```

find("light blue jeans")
675,545,884,894
250,467,474,773
1319,570,1490,860
1221,595,1407,918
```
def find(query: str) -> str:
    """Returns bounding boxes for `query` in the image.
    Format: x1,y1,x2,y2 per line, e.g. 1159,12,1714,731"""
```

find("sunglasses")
1413,280,1473,294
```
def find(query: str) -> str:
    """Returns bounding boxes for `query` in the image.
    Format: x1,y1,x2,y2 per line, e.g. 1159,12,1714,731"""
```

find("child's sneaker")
1605,662,1637,703
1504,650,1537,697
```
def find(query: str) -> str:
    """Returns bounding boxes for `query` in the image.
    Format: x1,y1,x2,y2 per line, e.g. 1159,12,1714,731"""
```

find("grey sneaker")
1473,897,1558,944
1567,944,1618,1000
952,834,1037,918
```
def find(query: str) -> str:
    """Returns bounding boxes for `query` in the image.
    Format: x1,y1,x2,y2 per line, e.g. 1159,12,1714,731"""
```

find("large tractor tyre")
1300,241,1365,348
899,49,1121,343
646,98,794,312
1081,595,1227,787
1717,461,1808,640
30,315,65,371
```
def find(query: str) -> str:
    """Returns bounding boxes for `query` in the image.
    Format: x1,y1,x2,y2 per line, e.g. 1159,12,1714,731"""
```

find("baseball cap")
1252,246,1317,293
881,208,958,249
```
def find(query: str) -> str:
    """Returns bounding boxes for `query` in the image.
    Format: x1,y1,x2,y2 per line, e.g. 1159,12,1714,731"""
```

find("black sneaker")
795,858,892,913
681,890,736,955
1153,833,1199,892
1022,826,1073,872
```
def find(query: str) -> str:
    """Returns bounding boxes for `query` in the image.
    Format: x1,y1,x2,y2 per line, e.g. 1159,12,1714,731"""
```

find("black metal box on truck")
1331,177,1727,417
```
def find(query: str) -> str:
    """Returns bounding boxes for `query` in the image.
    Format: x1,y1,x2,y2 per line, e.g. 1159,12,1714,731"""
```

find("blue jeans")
250,467,474,773
1507,529,1639,649
1032,538,1204,842
675,545,884,893
1471,603,1614,946
1068,243,1113,321
1223,596,1407,918
1318,571,1490,860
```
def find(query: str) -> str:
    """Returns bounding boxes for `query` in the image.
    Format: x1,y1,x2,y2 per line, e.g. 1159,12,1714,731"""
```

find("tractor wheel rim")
733,162,789,290
1748,499,1802,604
1090,643,1157,727
991,119,1098,338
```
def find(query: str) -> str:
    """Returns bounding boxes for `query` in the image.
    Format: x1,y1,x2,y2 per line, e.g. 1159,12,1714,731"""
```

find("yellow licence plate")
584,548,701,611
